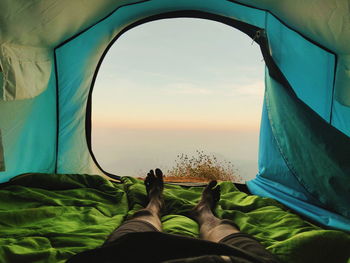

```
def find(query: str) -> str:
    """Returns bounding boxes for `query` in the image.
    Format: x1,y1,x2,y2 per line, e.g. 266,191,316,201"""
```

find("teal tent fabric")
248,65,350,230
0,0,349,236
265,14,335,121
0,82,57,182
264,69,350,218
0,173,349,263
332,100,350,136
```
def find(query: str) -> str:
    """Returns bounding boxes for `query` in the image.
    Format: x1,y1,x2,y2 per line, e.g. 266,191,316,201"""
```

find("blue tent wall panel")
266,14,335,122
0,68,57,183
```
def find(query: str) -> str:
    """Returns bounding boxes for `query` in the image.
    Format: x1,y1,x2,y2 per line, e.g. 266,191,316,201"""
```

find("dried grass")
166,150,242,182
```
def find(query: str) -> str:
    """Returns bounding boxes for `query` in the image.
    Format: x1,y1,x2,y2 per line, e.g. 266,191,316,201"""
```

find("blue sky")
93,18,264,130
92,18,265,180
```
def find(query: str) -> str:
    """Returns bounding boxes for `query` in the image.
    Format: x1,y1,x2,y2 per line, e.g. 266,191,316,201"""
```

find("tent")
0,0,349,238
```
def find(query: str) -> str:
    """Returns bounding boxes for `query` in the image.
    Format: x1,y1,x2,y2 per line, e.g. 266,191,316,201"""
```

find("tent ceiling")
0,0,133,47
0,0,349,104
0,0,348,54
0,0,350,106
234,0,350,54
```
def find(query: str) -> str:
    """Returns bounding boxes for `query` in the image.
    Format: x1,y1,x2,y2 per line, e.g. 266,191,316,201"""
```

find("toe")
145,171,156,191
208,180,217,189
213,185,221,202
204,180,217,195
146,171,156,182
155,168,163,178
155,168,164,186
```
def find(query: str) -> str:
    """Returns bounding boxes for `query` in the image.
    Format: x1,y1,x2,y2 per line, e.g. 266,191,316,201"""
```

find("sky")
92,18,265,181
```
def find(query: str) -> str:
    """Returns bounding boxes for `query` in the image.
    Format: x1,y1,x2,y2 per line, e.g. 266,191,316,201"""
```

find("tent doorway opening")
92,18,264,182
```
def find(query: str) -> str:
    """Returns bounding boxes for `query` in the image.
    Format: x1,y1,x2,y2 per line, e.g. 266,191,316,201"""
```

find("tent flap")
264,68,350,218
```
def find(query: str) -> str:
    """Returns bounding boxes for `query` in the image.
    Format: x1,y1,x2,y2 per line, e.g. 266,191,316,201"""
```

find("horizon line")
93,119,260,132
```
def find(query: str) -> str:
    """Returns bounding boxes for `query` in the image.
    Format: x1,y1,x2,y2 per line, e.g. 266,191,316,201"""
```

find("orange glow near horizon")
93,118,260,131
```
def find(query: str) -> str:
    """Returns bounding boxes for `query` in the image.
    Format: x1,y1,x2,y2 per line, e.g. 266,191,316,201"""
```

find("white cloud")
226,81,265,97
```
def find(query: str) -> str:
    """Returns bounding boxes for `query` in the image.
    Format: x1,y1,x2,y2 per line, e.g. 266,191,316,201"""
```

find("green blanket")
0,174,349,263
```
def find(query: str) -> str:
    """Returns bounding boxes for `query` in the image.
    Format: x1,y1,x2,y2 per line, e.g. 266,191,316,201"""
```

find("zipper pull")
251,29,265,45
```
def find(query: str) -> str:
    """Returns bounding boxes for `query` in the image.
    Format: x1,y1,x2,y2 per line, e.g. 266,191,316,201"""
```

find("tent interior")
0,0,350,262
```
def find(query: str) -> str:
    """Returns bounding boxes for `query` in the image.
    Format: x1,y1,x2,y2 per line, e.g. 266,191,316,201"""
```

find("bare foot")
144,168,165,213
188,180,221,222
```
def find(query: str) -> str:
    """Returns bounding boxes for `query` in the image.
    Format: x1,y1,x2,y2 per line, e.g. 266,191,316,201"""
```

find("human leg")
189,180,280,262
189,180,239,242
104,168,164,244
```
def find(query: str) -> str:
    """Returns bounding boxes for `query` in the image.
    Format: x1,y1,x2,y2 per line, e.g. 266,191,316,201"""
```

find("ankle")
199,217,222,239
193,208,217,226
147,198,163,214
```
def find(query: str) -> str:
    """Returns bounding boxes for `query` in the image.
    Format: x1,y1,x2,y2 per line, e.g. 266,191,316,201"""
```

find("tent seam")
53,50,59,174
